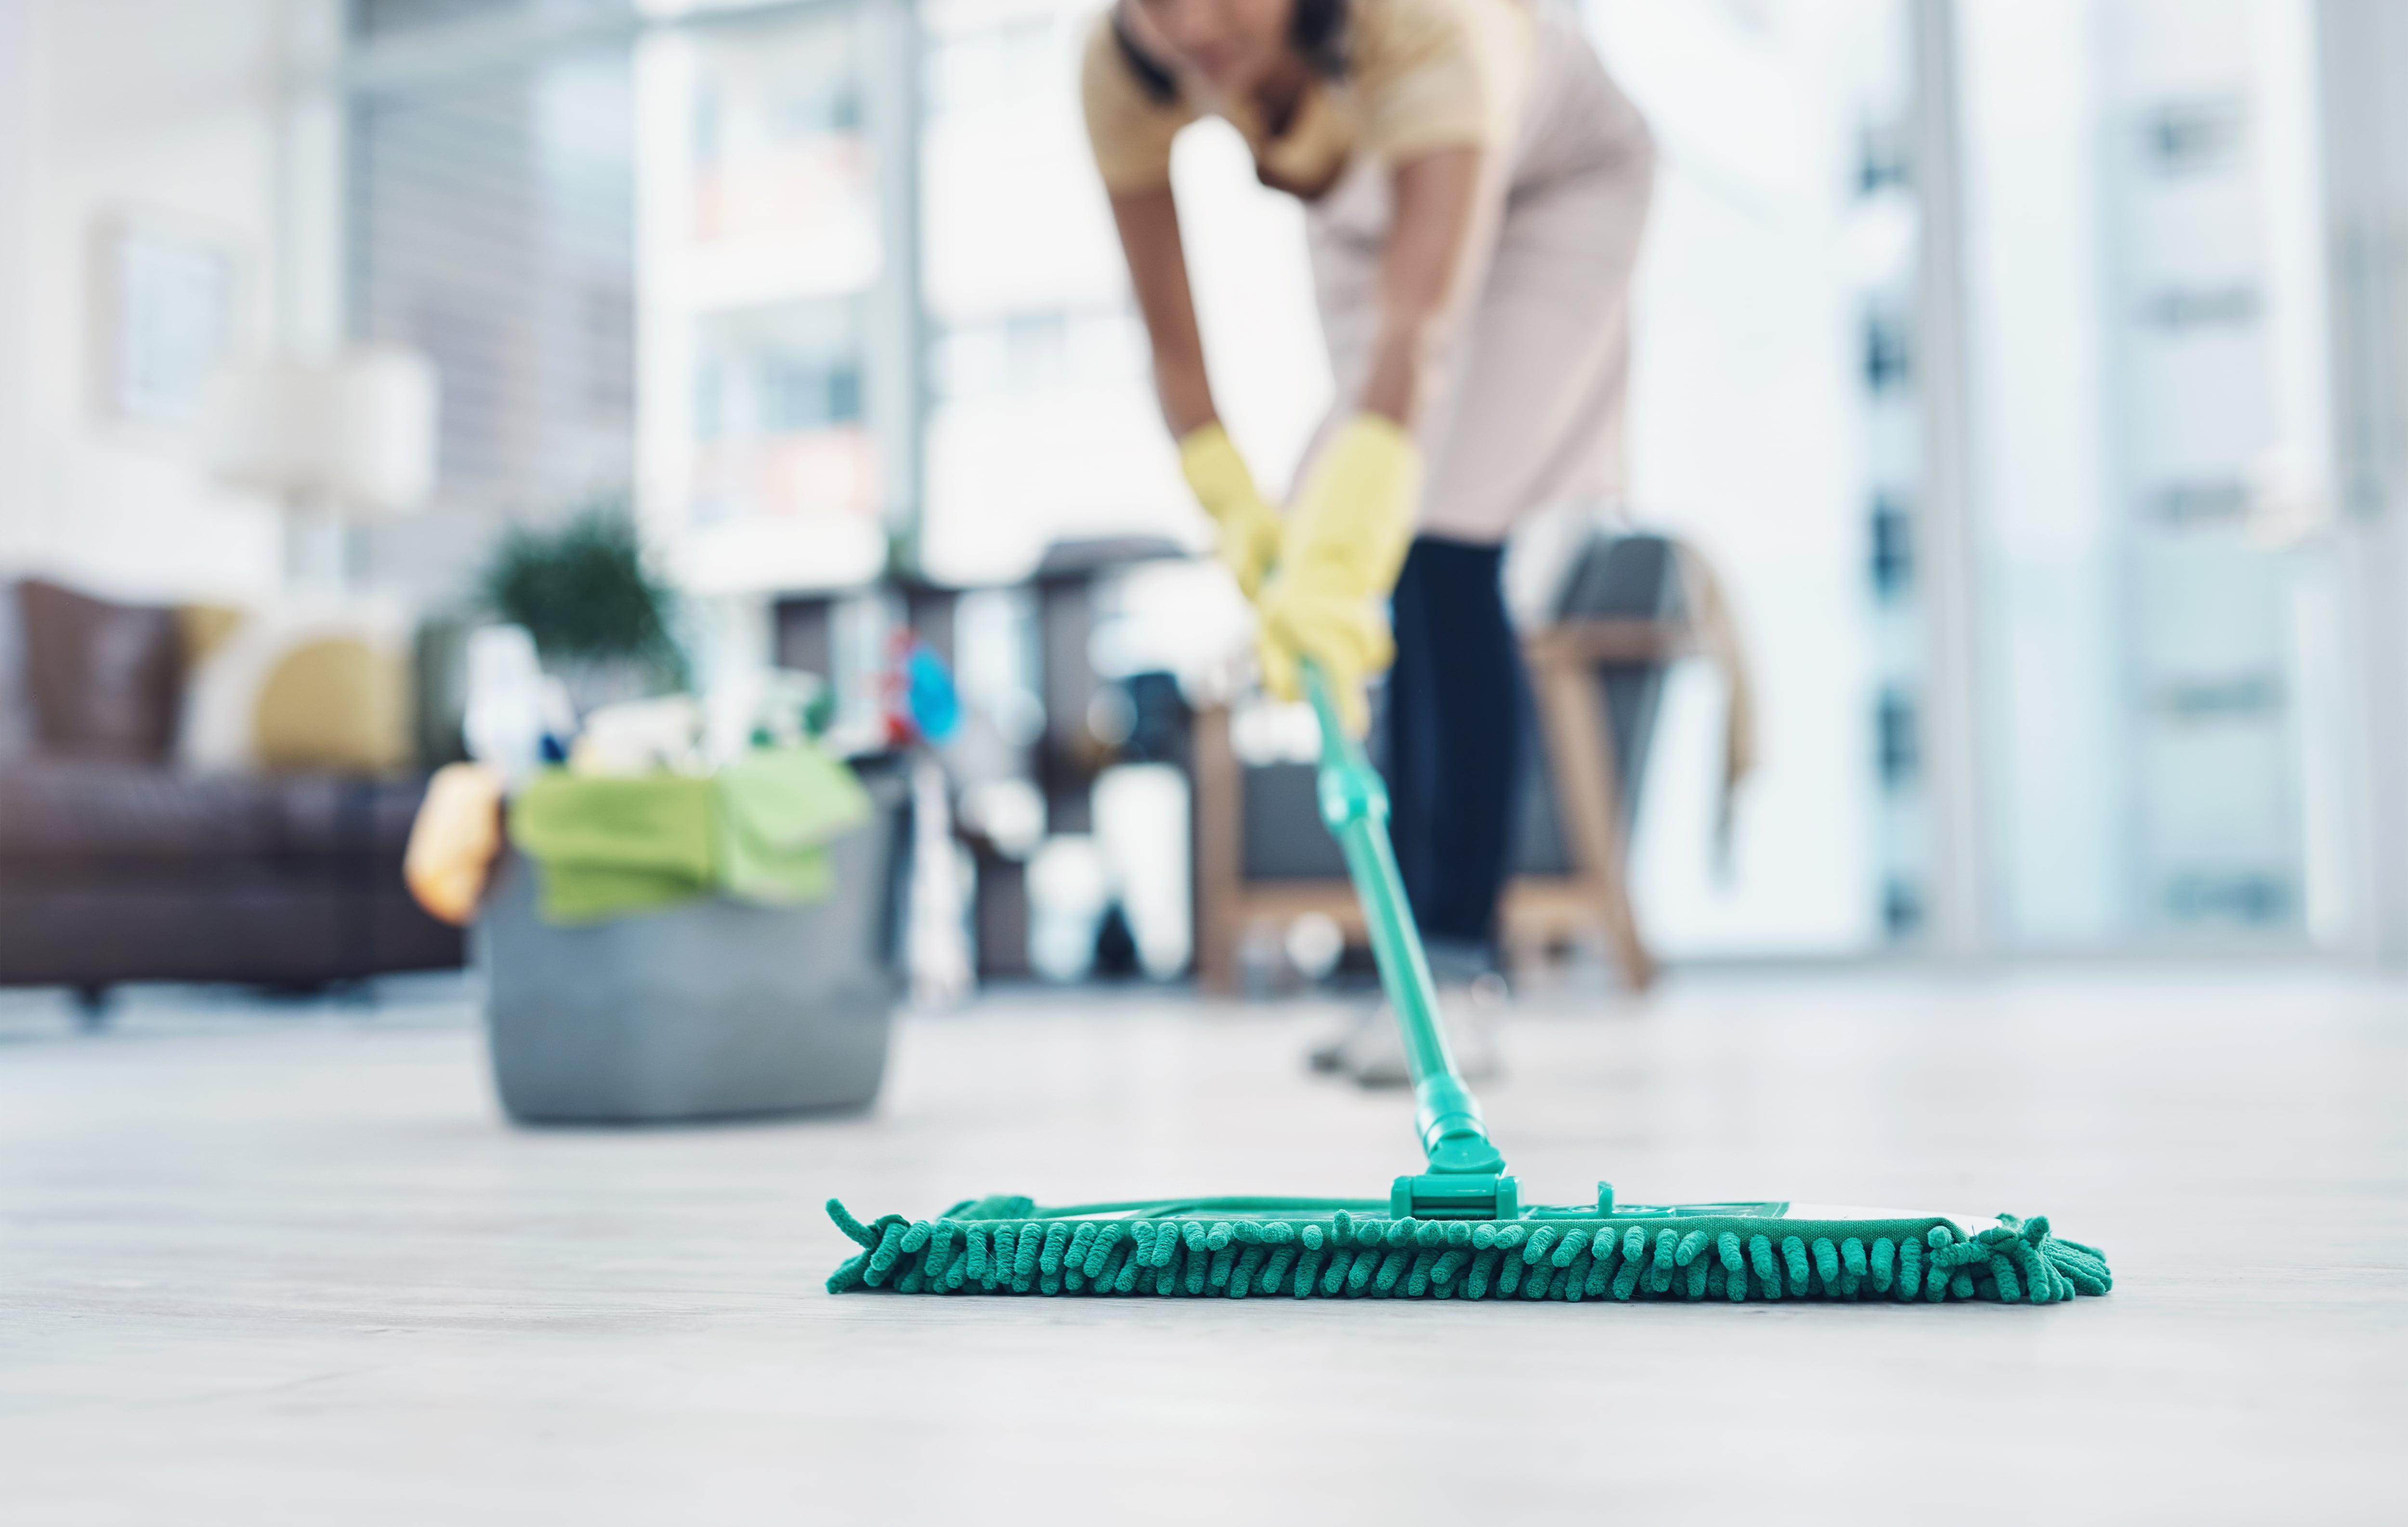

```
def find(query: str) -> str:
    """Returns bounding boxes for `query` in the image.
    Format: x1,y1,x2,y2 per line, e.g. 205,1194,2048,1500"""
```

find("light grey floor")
2,968,2402,1524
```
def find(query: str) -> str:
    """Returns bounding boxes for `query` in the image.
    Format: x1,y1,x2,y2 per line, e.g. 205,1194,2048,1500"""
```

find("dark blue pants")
1386,537,1528,960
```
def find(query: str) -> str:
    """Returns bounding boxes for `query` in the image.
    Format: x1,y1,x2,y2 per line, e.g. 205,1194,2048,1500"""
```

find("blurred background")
4,0,2408,1014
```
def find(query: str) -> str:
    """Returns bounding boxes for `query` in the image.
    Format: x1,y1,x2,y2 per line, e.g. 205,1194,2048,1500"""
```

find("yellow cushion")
176,603,248,668
252,636,410,775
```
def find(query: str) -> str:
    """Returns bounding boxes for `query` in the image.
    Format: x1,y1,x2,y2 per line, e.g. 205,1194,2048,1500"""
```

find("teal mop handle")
1301,663,1506,1178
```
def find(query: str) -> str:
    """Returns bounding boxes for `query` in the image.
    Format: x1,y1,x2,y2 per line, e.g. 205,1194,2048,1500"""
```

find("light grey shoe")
1306,1007,1381,1073
1343,973,1507,1090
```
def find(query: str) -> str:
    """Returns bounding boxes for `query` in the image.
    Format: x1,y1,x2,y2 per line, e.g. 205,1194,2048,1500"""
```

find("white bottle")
462,624,546,787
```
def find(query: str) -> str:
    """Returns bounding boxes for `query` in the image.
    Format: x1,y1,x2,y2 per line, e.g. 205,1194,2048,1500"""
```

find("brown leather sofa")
0,578,463,1016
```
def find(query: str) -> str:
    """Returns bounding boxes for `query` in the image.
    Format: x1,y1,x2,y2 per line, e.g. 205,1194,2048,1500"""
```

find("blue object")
905,644,961,743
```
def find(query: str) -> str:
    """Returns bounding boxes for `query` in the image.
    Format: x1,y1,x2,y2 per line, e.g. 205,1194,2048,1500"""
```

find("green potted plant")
479,502,686,712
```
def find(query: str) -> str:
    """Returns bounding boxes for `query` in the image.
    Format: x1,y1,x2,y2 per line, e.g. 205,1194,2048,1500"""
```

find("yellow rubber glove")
1178,422,1285,600
1255,414,1422,735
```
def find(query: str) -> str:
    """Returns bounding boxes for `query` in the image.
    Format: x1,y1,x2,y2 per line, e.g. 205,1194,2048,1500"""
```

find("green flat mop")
825,664,2111,1305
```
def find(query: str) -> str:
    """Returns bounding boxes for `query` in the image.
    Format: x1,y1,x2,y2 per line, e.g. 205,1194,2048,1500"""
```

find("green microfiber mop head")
824,666,2111,1306
824,1198,2109,1303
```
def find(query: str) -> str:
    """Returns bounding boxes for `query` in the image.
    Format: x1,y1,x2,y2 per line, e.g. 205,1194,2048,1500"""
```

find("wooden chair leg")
1527,647,1658,992
1193,705,1242,995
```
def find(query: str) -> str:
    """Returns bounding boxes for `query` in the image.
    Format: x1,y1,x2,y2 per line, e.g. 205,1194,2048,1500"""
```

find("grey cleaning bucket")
477,769,906,1125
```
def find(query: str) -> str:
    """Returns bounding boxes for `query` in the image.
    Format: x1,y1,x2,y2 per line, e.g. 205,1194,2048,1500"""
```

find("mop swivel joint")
1390,1172,1520,1220
1396,1074,1513,1217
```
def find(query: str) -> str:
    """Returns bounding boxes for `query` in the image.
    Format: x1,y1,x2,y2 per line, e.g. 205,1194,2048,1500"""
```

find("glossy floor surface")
2,969,2403,1524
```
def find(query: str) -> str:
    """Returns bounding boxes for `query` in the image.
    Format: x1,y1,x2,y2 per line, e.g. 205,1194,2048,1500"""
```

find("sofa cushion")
17,579,184,762
181,600,413,776
0,757,421,860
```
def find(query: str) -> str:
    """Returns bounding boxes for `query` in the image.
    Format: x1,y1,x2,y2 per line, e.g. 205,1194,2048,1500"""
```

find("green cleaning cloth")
716,742,873,907
507,771,719,925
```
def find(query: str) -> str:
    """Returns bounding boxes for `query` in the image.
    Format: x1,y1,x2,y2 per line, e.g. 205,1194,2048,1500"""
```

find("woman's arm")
1109,186,1219,437
1359,145,1489,428
1253,146,1492,731
1112,181,1285,598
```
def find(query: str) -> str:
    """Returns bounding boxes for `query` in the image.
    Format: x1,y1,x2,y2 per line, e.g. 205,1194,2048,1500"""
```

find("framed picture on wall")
91,211,247,432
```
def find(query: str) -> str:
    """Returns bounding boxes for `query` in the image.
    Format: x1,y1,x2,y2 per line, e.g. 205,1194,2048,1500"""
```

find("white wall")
0,0,39,556
0,0,298,603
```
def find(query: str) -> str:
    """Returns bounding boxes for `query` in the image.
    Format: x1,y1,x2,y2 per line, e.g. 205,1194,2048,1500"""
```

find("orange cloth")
405,762,505,926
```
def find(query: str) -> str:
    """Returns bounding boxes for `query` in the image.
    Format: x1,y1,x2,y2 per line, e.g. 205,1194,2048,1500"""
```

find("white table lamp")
204,347,439,588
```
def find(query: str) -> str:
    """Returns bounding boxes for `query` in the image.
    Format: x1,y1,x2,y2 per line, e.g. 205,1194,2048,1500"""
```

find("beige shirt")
1080,0,1535,198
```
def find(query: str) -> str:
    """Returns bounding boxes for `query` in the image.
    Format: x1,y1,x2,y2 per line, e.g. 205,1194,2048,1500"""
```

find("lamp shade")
204,348,439,516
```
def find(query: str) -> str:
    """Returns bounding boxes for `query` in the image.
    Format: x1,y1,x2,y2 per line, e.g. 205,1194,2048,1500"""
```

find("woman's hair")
1112,0,1352,106
1290,0,1350,80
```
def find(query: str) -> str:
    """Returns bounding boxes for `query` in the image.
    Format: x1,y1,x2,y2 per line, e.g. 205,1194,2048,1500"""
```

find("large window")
348,0,913,604
633,1,909,594
919,0,1175,586
1957,0,2342,947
